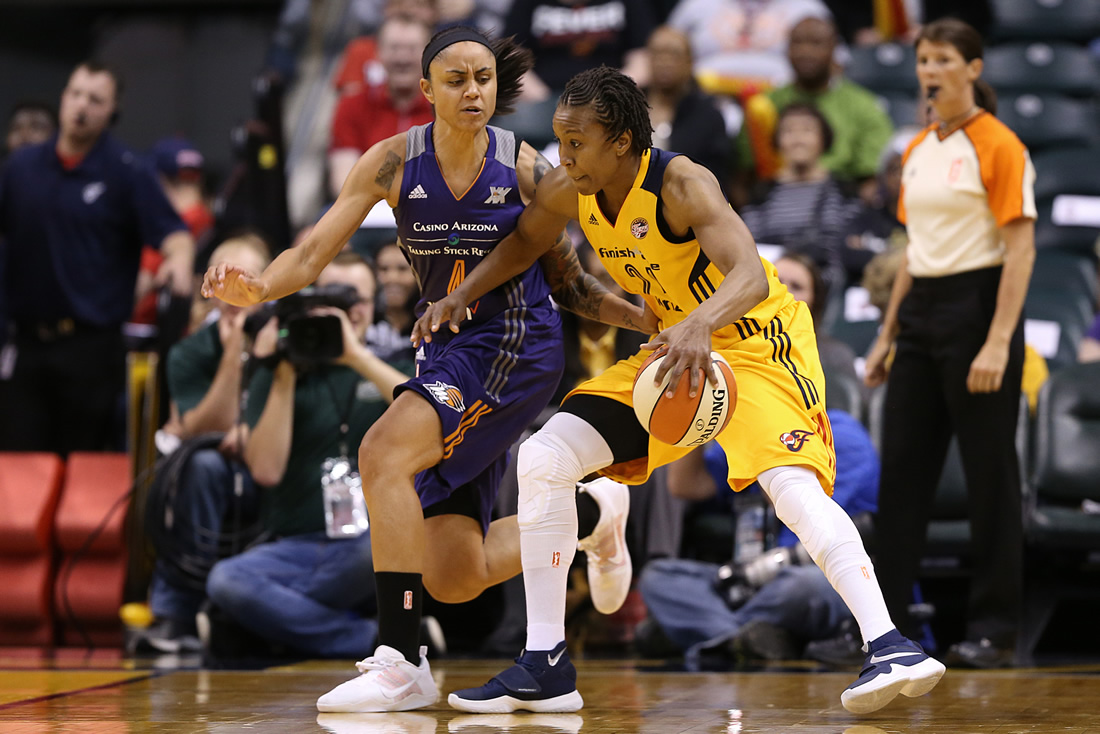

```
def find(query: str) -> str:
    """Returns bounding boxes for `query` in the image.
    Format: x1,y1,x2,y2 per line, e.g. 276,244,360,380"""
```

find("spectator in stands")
740,103,858,288
736,16,894,192
367,241,418,363
328,15,435,198
639,404,879,664
204,252,413,658
865,18,1035,669
775,252,857,382
4,101,56,158
502,0,655,144
0,61,194,455
1081,314,1100,363
668,0,831,89
136,234,272,654
644,26,733,192
132,138,215,326
841,128,920,285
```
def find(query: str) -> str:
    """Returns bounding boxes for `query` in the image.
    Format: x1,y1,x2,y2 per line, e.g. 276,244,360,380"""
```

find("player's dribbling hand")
201,263,269,307
411,291,471,345
642,316,717,399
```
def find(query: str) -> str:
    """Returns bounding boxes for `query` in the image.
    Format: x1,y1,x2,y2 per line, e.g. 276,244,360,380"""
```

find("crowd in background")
2,0,1099,667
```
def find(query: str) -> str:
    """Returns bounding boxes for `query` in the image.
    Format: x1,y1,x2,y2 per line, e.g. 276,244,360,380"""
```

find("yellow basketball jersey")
579,148,792,346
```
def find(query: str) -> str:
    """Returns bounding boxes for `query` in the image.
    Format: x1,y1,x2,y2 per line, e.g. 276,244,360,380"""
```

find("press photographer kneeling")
195,251,410,658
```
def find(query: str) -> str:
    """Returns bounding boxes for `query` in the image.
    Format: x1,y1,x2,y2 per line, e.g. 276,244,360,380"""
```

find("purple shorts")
397,303,563,534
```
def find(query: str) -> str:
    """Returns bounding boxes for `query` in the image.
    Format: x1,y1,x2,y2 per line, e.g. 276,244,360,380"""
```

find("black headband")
421,28,494,79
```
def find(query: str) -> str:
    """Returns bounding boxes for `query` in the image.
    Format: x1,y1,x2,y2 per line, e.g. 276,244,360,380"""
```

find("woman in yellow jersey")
415,66,944,715
864,18,1036,670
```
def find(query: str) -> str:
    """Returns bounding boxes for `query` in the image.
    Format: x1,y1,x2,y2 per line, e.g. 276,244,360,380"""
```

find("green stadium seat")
1032,148,1100,201
876,92,920,129
1022,362,1100,660
1028,248,1098,307
990,0,1100,42
846,43,918,94
997,94,1099,153
984,43,1099,98
1024,286,1092,370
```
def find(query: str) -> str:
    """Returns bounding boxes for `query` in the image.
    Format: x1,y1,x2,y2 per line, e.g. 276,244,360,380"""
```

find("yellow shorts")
564,299,837,494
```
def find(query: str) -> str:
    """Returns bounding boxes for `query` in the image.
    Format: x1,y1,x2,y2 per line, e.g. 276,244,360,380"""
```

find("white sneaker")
576,477,632,615
316,645,439,713
317,712,436,734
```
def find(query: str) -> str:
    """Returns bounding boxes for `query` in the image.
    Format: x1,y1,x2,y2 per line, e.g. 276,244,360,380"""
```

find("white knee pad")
516,413,613,529
758,465,850,566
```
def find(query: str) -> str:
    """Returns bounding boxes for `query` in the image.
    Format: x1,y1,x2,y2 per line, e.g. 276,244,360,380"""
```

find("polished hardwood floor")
1,650,1098,733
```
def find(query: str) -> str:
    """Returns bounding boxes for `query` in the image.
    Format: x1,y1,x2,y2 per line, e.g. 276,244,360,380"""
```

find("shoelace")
355,655,400,674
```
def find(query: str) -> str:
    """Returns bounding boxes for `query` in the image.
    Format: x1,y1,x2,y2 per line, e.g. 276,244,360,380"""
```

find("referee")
865,19,1035,669
0,61,194,454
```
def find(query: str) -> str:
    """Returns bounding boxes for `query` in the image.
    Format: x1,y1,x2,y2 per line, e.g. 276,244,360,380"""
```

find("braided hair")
558,66,653,157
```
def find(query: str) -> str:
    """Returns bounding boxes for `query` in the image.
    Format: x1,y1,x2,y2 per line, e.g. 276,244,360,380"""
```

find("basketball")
632,347,736,447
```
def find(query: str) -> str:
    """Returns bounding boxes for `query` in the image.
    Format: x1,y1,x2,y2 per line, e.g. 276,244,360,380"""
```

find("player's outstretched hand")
201,262,269,307
412,291,470,345
642,316,716,399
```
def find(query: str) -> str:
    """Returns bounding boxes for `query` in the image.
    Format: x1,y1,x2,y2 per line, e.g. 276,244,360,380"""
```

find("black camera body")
263,283,361,368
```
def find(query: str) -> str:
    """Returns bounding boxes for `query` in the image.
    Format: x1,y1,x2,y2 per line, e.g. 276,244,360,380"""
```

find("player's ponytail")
492,36,534,117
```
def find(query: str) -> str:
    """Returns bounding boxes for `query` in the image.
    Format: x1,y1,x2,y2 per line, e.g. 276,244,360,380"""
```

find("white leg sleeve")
758,465,895,644
518,412,614,650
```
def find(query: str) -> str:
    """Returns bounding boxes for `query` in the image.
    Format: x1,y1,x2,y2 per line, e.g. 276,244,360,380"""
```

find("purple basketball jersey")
394,123,553,323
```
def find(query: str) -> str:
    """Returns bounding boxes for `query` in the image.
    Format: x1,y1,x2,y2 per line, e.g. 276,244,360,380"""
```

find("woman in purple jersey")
203,26,652,713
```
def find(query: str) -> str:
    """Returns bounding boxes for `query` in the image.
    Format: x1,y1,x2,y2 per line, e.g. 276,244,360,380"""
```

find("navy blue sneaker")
447,641,584,713
841,629,945,714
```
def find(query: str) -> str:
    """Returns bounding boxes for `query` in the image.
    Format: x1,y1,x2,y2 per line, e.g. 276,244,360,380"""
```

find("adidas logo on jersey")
588,213,599,225
408,184,428,199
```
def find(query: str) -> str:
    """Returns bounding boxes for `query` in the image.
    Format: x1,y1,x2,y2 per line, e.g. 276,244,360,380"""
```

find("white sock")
758,465,895,645
519,413,613,652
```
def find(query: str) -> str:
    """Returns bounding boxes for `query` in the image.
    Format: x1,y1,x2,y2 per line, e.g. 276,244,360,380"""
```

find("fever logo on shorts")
780,429,814,452
552,551,561,568
426,380,466,412
403,590,413,610
630,217,649,239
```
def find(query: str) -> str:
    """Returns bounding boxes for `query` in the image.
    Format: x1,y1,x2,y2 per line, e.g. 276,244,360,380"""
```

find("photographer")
638,408,879,665
138,234,271,655
202,251,411,658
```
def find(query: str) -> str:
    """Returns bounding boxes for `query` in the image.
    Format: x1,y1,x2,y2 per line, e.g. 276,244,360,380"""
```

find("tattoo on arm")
374,151,401,190
539,232,610,322
532,151,552,186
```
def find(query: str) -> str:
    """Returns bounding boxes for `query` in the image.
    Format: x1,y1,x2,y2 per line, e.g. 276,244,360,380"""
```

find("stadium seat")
989,0,1100,42
1021,362,1100,659
1027,248,1098,308
876,92,920,129
1024,284,1093,370
984,43,1100,98
53,453,132,647
1032,148,1100,202
997,95,1099,153
0,453,65,645
846,43,918,94
823,368,863,420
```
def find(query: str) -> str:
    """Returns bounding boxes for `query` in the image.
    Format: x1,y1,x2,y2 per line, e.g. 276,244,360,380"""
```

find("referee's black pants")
0,323,125,455
875,265,1025,650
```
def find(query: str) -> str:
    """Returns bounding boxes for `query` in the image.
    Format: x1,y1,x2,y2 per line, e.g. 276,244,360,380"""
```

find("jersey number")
624,263,667,295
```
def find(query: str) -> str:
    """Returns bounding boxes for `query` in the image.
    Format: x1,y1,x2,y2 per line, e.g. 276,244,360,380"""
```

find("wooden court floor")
1,651,1099,733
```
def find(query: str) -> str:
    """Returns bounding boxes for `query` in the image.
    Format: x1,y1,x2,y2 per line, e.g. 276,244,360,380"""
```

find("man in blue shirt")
0,61,194,454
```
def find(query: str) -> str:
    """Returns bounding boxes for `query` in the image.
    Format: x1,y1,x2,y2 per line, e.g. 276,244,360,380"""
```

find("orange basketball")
632,347,737,447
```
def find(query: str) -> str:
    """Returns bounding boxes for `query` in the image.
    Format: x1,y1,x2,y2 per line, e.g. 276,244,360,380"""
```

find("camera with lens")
714,544,811,610
246,283,361,369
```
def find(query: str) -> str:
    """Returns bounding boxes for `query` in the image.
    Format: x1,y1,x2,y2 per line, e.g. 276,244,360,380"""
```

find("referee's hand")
967,340,1009,393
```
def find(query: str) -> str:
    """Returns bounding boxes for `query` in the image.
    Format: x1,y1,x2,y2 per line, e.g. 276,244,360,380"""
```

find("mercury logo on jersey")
484,186,511,204
426,381,466,412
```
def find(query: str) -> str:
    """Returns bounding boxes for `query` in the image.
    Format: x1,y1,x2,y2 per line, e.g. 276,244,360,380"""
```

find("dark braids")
558,66,653,157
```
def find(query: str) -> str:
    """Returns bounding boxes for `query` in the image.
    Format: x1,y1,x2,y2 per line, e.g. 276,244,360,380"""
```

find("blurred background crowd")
1,0,1099,671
